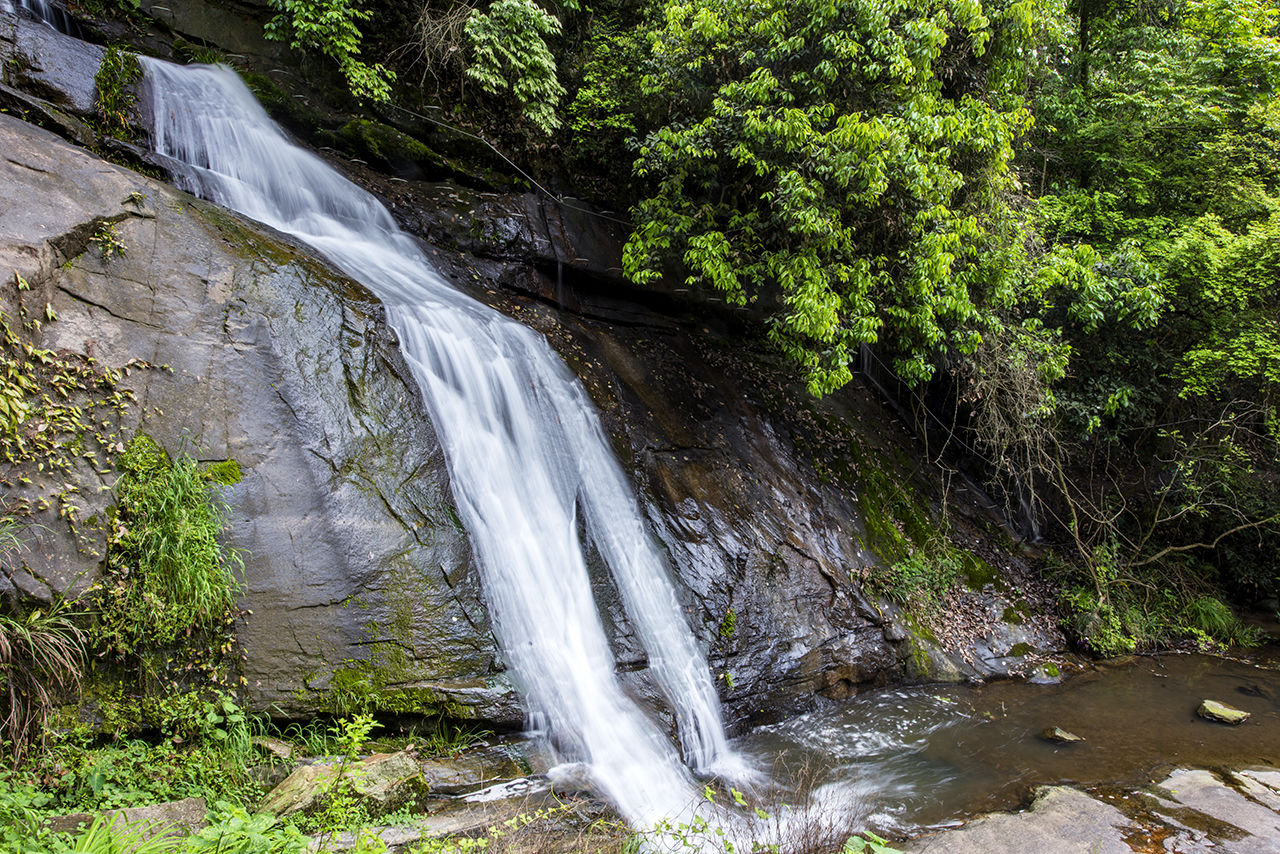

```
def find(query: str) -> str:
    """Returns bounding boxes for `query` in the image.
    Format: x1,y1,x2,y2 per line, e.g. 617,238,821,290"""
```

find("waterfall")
141,59,743,825
1,0,82,36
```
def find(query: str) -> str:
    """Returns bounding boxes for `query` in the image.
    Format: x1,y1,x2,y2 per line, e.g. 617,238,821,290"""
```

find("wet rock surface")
906,767,1280,854
0,109,513,721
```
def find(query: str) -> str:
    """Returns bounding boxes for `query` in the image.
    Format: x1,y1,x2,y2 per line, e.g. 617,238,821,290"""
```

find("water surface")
741,653,1280,835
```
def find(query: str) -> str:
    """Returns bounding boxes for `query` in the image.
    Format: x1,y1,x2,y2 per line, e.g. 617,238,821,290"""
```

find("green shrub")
94,45,142,137
186,801,308,854
95,436,243,655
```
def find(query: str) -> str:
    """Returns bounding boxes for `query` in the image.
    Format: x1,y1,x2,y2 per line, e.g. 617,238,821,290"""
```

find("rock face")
0,3,1067,732
0,110,513,721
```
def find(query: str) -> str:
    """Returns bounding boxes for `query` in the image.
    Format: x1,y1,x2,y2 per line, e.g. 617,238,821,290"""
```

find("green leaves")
464,0,566,134
625,0,1036,394
265,0,394,101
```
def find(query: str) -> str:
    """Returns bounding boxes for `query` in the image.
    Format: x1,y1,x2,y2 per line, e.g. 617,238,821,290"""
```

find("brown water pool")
737,653,1280,834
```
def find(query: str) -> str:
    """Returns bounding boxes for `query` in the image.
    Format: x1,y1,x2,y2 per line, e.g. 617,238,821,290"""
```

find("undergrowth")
94,434,244,670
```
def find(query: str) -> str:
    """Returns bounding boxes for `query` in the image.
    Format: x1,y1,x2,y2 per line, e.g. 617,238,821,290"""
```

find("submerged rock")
1198,699,1251,725
1040,726,1085,744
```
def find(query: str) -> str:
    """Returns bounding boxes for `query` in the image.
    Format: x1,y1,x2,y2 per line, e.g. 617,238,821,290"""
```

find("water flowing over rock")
0,110,505,720
141,58,741,824
0,1,1068,817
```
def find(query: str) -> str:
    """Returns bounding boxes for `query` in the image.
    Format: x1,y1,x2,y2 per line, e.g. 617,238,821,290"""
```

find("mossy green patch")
332,119,438,168
958,551,997,590
204,459,243,485
192,201,311,266
1007,642,1034,657
1002,605,1025,624
854,461,935,566
319,662,467,719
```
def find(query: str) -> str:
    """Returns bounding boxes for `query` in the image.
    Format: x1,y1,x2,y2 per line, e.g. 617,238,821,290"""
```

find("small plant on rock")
0,596,85,767
90,221,127,259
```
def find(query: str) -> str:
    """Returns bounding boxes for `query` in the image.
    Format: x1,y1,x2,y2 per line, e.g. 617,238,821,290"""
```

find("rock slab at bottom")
905,767,1280,854
44,797,207,839
907,786,1134,854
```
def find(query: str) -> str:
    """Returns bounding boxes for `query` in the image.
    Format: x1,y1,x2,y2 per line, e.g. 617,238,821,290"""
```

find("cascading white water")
1,0,80,34
141,59,743,825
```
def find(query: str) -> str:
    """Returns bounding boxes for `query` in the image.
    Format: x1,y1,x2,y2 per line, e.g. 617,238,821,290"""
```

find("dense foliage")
265,0,394,100
623,0,1036,395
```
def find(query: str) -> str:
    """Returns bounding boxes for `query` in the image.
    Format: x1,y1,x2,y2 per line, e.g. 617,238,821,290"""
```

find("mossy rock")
1198,699,1251,725
329,119,452,180
259,751,430,818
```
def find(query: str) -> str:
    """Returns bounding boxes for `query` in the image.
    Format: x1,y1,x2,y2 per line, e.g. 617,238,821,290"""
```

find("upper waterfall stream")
141,59,739,827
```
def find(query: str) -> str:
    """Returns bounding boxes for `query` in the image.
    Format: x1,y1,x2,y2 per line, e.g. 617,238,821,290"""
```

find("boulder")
260,752,429,819
1198,699,1251,725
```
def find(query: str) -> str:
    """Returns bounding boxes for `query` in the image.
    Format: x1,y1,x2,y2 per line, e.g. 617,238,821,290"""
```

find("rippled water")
739,653,1280,835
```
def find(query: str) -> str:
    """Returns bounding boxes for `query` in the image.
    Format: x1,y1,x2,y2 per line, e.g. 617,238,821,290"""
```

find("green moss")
335,119,432,163
1001,605,1025,624
319,662,467,719
1007,642,1034,657
204,459,243,485
959,551,997,589
857,465,934,565
193,201,309,266
1043,662,1061,677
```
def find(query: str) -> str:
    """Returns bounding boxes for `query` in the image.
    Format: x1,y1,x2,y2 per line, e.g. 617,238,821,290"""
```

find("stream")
738,651,1280,836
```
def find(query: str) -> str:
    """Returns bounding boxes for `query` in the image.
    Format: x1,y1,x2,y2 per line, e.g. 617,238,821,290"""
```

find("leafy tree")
622,0,1039,395
999,0,1280,640
265,0,395,100
463,0,567,134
